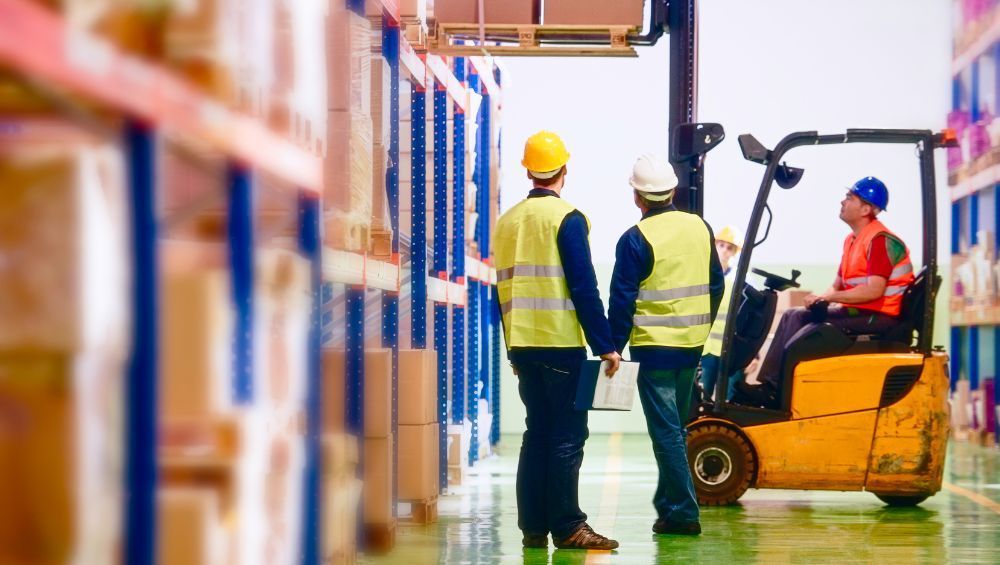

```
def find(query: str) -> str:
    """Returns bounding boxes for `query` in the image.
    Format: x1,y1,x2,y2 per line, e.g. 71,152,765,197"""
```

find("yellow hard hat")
522,131,570,178
716,225,743,250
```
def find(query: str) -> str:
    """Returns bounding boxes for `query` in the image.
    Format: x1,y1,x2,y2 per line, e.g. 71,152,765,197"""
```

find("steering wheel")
751,268,802,292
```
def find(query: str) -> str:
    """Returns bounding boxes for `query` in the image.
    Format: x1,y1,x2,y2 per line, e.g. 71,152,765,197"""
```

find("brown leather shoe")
522,533,548,548
553,524,619,550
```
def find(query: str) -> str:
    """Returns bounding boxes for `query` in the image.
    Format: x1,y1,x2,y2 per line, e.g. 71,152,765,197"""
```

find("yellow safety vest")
630,211,713,348
494,196,587,349
703,272,734,357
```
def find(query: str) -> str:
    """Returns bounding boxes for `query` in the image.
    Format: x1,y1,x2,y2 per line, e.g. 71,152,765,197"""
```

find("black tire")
875,494,929,507
686,423,756,506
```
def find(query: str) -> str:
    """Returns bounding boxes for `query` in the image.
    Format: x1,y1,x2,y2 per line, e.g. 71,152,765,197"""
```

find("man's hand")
803,293,824,308
599,351,622,377
745,357,760,376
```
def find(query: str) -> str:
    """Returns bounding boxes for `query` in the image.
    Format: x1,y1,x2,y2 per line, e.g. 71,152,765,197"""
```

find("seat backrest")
729,283,777,373
881,267,929,344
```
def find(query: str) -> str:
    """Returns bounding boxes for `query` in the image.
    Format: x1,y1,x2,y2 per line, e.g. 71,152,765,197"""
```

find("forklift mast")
667,0,702,215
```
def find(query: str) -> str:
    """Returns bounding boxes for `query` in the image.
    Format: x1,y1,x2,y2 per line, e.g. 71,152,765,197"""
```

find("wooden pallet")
429,23,638,57
399,497,439,524
362,522,396,554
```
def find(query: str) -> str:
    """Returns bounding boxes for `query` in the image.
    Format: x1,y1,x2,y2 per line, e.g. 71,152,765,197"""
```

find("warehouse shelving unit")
948,0,1000,445
0,0,502,562
0,3,326,565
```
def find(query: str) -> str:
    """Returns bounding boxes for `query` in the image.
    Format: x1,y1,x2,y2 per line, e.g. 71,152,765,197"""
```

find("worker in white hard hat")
699,225,759,402
608,154,724,536
495,131,621,551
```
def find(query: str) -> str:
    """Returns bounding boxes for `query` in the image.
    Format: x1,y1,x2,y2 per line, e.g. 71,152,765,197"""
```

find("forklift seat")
775,267,932,411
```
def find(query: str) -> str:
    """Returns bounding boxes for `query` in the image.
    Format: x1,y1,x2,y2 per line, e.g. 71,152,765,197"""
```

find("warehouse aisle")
368,435,1000,563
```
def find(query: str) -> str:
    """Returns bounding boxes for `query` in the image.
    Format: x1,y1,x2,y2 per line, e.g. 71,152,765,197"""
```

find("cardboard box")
544,0,643,26
435,0,538,24
0,140,128,352
447,424,466,467
158,488,226,565
326,110,374,216
399,349,438,425
325,209,372,253
324,476,361,562
363,436,394,524
398,424,440,501
323,349,346,433
0,353,123,565
161,268,234,419
328,9,372,113
371,57,392,146
323,433,360,477
366,349,393,438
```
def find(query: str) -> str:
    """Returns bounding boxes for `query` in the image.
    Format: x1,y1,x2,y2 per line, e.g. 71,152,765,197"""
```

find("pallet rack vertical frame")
433,79,450,490
227,164,255,404
411,83,428,348
124,120,159,565
452,56,467,428
491,68,502,448
466,71,480,466
298,192,324,565
380,13,402,519
478,85,492,453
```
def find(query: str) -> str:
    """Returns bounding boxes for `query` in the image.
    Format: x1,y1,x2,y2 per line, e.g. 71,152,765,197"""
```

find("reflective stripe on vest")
837,219,915,317
494,196,587,349
630,211,713,348
703,274,734,357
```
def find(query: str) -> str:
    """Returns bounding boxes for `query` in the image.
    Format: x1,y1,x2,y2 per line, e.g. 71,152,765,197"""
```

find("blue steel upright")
433,81,450,490
452,57,467,429
478,90,495,449
466,72,482,465
227,164,255,405
124,121,158,565
490,67,502,447
298,193,323,565
410,83,428,348
381,16,401,516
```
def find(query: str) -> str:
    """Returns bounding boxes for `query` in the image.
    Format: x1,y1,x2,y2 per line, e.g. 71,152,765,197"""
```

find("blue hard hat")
849,176,889,211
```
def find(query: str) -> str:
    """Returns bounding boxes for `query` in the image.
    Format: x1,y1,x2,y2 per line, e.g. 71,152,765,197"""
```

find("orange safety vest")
837,219,915,317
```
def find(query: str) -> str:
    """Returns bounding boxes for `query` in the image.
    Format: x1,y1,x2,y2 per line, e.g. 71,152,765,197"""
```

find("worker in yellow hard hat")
494,130,621,551
699,225,758,402
608,154,724,536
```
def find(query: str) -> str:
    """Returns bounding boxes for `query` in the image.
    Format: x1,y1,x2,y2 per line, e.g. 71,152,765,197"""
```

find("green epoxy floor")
368,434,1000,564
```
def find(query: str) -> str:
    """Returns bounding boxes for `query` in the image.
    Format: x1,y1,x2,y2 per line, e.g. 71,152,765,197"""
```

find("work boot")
653,518,702,536
522,533,548,548
553,524,619,550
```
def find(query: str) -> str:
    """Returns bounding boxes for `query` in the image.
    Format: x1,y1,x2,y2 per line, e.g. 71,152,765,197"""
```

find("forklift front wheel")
686,424,756,506
874,494,929,507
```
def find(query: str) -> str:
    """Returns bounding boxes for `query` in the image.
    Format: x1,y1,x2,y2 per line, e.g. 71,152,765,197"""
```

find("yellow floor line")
585,432,624,564
943,481,1000,515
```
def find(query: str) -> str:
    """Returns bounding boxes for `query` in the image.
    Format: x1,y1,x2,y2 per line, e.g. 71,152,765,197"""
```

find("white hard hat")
630,153,678,201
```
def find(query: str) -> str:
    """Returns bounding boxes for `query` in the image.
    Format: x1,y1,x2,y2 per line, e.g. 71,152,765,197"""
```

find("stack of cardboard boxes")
398,350,440,520
360,349,395,547
0,129,128,565
323,433,361,564
158,243,314,565
326,7,375,252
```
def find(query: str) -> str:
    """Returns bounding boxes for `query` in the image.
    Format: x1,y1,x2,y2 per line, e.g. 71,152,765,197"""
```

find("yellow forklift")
686,128,957,507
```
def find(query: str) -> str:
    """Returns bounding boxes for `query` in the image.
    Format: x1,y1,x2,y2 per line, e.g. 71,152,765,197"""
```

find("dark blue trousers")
514,358,589,539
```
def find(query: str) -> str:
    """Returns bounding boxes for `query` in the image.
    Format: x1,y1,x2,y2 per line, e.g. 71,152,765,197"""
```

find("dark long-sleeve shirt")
500,188,615,367
609,206,725,369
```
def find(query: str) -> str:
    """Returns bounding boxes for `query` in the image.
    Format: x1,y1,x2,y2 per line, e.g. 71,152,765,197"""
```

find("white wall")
497,0,952,435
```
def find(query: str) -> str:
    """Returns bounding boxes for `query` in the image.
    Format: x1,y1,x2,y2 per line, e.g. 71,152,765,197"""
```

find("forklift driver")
734,177,916,408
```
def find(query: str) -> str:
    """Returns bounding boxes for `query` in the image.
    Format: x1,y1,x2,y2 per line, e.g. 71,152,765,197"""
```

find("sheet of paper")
592,361,639,411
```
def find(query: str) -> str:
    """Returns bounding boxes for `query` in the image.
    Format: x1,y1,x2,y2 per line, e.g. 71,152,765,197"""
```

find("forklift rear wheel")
687,424,756,506
875,494,929,507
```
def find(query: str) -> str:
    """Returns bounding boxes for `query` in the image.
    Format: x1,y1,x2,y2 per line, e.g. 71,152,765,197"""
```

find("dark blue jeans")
637,366,700,524
515,358,589,540
699,353,739,402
